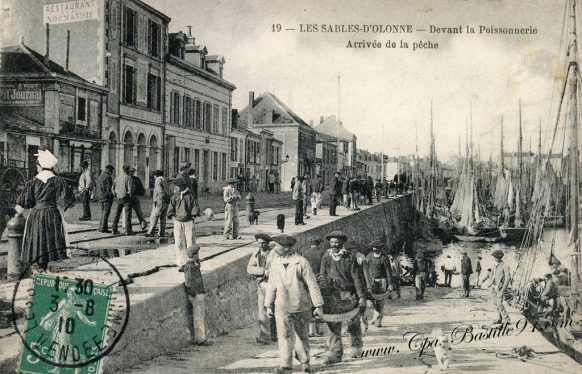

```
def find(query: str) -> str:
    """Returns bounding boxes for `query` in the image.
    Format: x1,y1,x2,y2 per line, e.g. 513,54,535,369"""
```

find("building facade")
314,115,357,177
164,31,235,192
315,132,338,187
238,91,316,192
0,44,107,178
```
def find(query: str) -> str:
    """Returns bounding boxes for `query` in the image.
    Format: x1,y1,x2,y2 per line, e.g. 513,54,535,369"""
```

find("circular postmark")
11,251,130,371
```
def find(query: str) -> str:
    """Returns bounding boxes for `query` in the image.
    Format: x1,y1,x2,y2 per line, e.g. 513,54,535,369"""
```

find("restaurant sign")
0,84,43,106
43,0,100,25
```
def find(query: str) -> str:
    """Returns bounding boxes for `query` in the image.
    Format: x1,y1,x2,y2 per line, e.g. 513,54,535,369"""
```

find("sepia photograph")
0,0,582,373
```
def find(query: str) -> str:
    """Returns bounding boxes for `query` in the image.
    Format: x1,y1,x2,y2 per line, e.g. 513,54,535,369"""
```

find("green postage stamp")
17,274,112,374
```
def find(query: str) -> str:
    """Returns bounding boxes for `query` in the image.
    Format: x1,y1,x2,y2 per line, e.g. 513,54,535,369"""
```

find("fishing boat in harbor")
511,0,582,362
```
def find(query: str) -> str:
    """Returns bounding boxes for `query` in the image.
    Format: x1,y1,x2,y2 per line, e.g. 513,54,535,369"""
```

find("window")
195,100,201,129
230,137,237,161
184,148,191,163
148,20,161,57
194,149,200,173
147,73,161,111
77,97,86,122
221,153,227,180
204,102,211,131
213,104,219,133
123,62,136,104
183,96,192,127
222,107,228,134
213,152,218,181
123,7,137,47
170,92,180,124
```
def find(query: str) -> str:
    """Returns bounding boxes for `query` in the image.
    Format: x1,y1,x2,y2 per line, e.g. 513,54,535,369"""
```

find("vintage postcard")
1,0,582,373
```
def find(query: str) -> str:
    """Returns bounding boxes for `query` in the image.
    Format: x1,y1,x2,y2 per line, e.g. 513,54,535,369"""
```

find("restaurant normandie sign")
43,0,100,25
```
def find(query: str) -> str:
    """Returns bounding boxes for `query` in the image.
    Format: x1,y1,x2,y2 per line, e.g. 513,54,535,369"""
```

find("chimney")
247,91,255,128
65,30,70,72
186,25,195,45
320,116,324,124
19,35,24,44
309,120,313,127
44,23,50,65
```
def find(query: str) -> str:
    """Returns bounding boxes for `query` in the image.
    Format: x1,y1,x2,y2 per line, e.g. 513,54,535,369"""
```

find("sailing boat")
511,0,582,362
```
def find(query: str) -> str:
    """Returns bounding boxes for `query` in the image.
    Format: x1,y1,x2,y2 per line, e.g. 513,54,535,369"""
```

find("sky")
128,1,577,161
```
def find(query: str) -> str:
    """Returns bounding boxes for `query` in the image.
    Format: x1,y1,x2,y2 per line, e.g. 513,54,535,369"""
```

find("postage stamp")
11,255,131,374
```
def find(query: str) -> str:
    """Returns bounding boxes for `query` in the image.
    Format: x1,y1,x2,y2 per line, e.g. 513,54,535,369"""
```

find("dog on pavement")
204,208,214,221
432,330,451,371
249,210,260,225
277,214,285,233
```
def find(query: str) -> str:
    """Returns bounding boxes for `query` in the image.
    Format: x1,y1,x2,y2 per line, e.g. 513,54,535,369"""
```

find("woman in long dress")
15,149,75,270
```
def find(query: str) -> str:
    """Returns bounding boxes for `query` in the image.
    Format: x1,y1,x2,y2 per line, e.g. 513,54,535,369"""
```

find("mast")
567,0,581,294
500,116,505,171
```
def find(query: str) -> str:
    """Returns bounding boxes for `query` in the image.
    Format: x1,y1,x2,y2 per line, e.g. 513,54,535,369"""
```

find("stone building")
164,31,235,192
2,0,171,192
315,132,338,187
0,44,107,177
314,115,357,177
238,91,316,192
356,149,383,179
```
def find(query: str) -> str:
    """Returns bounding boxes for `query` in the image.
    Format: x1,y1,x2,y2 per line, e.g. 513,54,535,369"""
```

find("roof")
1,44,84,80
316,132,339,143
314,115,357,142
206,55,225,63
238,92,316,134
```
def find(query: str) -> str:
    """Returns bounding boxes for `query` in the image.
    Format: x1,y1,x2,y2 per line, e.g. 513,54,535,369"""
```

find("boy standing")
145,170,170,237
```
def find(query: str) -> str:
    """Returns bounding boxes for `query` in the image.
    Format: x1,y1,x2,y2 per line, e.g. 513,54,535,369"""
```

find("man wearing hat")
128,166,148,231
490,250,511,324
366,241,393,327
461,252,473,297
181,244,212,346
540,272,558,316
412,250,429,300
174,161,194,192
475,255,483,287
443,255,455,287
310,173,324,215
319,231,366,363
15,149,75,270
301,237,326,337
145,170,170,237
329,171,341,216
112,165,135,235
387,245,403,299
168,177,199,267
247,233,277,344
223,180,242,239
265,235,323,374
96,164,115,233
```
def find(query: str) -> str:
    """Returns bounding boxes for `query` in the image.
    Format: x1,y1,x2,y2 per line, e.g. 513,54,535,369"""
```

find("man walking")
168,178,198,267
223,180,242,240
111,165,134,235
412,250,429,300
490,249,511,324
247,233,277,344
128,167,148,231
268,171,276,194
266,235,323,374
461,252,473,297
443,255,455,287
78,160,93,221
319,231,366,364
387,247,402,299
366,241,393,327
302,174,312,219
292,176,305,225
310,173,323,215
145,170,170,237
96,165,114,233
329,171,341,216
476,255,483,286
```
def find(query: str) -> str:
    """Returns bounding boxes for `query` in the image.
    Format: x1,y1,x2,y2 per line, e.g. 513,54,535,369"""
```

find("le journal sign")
0,86,43,106
43,0,100,25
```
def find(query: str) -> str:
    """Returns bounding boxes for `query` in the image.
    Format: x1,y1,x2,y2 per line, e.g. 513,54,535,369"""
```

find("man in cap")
301,237,326,337
247,233,277,344
319,231,366,363
112,165,135,235
223,180,242,239
387,244,403,299
128,166,148,231
490,249,511,324
97,165,115,233
461,252,473,297
540,272,558,316
181,244,212,346
302,173,312,219
78,160,93,221
168,177,198,267
145,170,170,237
292,176,306,225
174,161,194,192
265,235,323,374
329,171,341,216
310,173,324,215
476,255,483,286
366,241,393,327
412,250,429,300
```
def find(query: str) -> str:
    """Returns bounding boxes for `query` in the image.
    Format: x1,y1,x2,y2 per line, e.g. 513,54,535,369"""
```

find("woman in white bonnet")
14,149,75,271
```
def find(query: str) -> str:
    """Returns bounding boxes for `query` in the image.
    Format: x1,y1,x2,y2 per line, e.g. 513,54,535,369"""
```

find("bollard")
246,193,255,224
6,213,25,280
